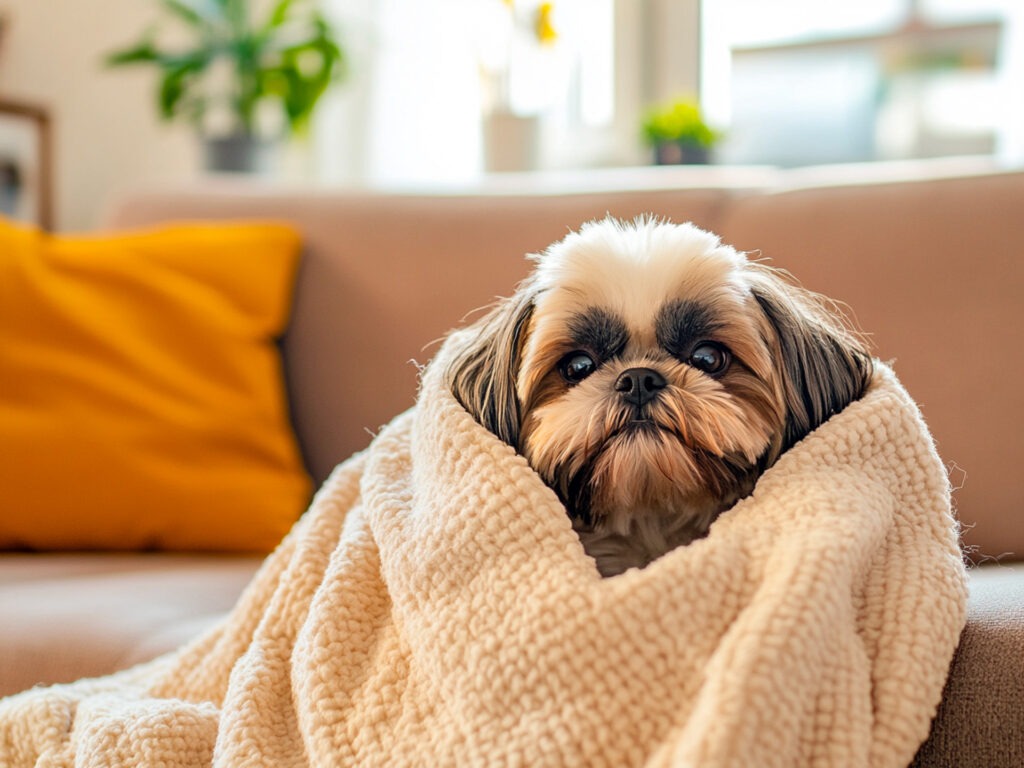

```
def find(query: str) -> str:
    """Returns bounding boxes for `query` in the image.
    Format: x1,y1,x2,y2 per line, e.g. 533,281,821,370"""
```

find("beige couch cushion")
0,554,261,696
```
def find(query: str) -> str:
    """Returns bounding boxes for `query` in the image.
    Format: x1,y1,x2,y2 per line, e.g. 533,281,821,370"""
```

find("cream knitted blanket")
0,345,966,768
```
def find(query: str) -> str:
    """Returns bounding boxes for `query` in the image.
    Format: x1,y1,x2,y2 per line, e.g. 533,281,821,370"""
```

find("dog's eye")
688,342,731,376
558,352,597,384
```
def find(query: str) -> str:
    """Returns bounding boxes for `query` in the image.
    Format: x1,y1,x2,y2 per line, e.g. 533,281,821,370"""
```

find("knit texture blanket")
0,343,967,768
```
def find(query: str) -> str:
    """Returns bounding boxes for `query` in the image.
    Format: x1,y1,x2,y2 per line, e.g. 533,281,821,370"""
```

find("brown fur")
445,219,872,576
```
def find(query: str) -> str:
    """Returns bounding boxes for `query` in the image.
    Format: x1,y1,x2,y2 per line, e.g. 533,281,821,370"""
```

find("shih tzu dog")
444,218,873,577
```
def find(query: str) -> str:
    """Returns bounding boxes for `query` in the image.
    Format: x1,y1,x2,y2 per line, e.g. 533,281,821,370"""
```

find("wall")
0,1,198,231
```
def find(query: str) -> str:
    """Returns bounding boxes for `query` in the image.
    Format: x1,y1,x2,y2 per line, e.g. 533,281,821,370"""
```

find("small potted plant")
105,0,346,173
641,97,719,165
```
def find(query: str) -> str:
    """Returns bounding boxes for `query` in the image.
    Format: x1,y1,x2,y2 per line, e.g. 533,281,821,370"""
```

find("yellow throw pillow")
0,216,312,552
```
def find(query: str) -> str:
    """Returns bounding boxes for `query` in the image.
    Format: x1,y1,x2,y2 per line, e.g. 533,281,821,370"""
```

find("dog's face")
446,219,872,576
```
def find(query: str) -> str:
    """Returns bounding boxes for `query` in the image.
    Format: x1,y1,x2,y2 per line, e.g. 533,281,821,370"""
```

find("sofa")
1,157,1021,765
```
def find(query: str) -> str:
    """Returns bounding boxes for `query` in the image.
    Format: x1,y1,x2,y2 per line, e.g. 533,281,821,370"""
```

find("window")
702,0,1022,166
319,0,623,183
317,0,1022,184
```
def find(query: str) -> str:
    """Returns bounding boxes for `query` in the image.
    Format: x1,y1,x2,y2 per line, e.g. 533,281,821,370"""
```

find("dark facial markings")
566,308,629,363
655,299,722,359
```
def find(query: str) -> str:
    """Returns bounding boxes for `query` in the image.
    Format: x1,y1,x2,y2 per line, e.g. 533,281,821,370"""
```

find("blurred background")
0,0,1021,231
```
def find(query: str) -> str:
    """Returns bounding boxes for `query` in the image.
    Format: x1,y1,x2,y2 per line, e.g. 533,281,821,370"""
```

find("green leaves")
104,0,346,137
104,35,161,66
156,51,210,120
267,0,298,30
641,98,719,148
221,0,247,36
159,0,205,27
266,14,345,131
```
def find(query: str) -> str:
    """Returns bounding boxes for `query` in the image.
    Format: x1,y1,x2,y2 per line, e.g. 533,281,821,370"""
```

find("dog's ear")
748,264,874,455
443,289,535,448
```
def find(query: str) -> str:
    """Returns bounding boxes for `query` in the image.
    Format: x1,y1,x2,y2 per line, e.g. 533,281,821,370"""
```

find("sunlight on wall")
0,0,197,230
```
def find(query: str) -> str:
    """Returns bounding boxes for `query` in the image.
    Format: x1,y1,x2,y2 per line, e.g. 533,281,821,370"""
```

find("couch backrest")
105,159,1024,562
105,177,748,480
716,165,1024,564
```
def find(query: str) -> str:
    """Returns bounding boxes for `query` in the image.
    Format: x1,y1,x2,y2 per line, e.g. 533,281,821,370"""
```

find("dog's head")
445,218,872,541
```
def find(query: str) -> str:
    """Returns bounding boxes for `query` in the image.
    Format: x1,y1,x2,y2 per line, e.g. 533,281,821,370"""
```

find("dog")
444,218,873,577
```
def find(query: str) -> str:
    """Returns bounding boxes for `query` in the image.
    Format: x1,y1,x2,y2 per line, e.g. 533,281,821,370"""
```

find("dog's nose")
615,367,667,407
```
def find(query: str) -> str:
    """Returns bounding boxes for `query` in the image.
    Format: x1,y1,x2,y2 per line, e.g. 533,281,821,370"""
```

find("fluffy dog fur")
445,218,873,577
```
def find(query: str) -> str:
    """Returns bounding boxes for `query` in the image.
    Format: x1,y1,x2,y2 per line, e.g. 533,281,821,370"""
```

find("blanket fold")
0,343,967,768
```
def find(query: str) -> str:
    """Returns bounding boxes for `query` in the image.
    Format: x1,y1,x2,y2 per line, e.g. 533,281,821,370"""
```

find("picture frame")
0,99,53,230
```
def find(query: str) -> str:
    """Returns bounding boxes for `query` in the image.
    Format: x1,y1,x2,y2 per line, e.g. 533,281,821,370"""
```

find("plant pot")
203,134,276,174
653,141,710,166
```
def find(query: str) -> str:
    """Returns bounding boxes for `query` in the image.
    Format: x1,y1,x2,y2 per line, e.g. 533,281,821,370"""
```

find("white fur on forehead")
530,218,748,322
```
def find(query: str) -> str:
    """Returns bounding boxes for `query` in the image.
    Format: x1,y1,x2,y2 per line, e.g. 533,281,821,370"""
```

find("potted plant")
105,0,346,173
641,97,719,165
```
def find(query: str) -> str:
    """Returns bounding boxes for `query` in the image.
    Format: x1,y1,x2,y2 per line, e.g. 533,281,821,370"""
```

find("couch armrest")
914,563,1024,766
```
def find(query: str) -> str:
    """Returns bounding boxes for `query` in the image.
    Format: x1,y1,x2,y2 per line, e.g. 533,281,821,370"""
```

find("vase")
482,110,540,173
653,141,710,166
203,134,276,174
